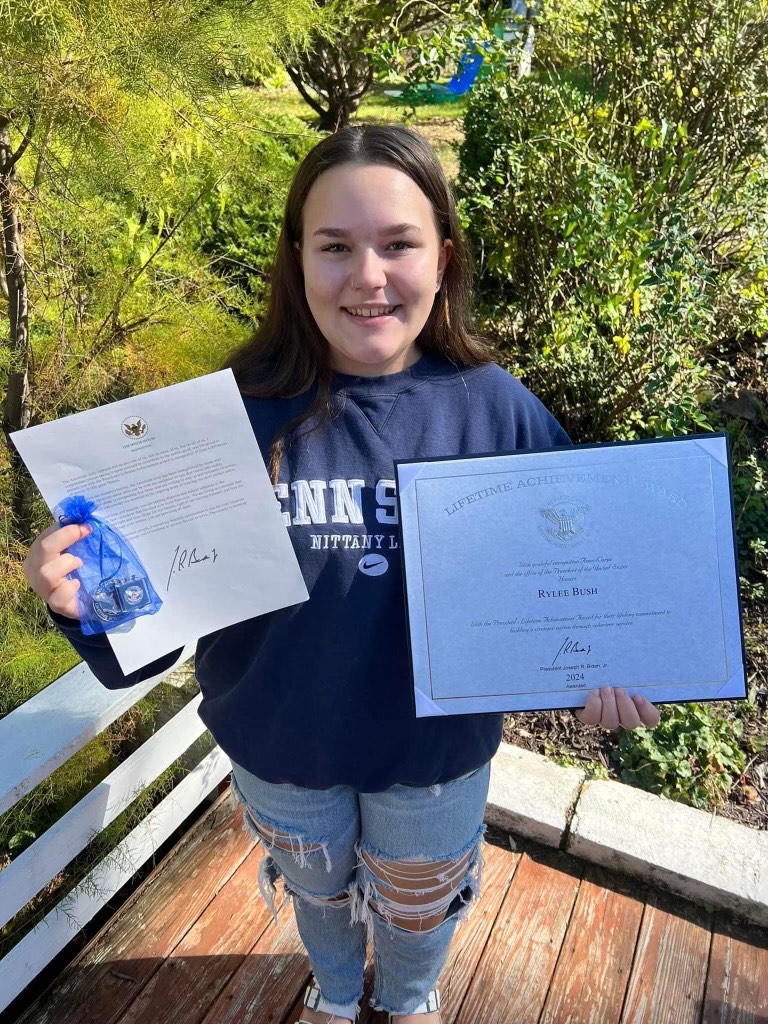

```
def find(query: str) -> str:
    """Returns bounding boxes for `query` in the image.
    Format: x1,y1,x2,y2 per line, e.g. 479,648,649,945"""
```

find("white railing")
0,644,232,1013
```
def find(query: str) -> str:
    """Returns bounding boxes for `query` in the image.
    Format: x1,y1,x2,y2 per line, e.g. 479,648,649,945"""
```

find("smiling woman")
40,123,657,1024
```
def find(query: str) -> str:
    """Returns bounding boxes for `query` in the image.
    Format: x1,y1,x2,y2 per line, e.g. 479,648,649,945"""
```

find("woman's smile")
342,303,402,325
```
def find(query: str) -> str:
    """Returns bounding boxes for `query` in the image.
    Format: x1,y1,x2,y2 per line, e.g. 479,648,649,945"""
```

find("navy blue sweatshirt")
48,353,569,791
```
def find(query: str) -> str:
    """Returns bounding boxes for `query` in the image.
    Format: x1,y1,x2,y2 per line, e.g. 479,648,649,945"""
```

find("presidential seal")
121,416,148,439
92,575,151,621
538,496,591,547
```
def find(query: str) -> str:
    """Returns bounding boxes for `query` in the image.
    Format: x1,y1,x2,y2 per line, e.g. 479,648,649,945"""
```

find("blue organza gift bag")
54,495,163,635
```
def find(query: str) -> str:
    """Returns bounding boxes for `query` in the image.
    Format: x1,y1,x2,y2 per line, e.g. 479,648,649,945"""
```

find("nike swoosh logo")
361,558,383,569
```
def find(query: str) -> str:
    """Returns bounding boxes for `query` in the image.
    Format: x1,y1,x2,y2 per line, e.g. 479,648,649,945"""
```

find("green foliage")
455,0,768,443
369,0,511,117
546,748,610,780
730,424,768,604
1,0,316,438
0,487,84,716
194,110,317,318
279,0,509,128
617,703,747,808
534,0,603,70
457,71,767,441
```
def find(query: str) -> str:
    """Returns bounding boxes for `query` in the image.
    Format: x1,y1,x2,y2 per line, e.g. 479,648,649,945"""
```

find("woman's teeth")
344,305,398,317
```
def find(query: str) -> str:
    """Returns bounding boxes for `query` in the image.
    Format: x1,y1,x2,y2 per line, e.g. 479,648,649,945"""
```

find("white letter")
273,482,291,527
329,479,365,524
291,479,328,525
376,479,399,524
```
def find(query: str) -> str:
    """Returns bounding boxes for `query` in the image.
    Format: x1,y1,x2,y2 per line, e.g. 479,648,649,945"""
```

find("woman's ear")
292,240,302,269
437,238,453,288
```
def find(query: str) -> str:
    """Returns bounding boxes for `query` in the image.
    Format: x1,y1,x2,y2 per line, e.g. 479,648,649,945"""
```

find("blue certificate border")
394,432,747,717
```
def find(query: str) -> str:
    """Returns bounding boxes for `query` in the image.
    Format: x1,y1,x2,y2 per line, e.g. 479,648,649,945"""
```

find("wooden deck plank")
702,913,768,1024
12,790,768,1024
114,845,275,1024
455,846,583,1024
16,796,253,1024
620,889,712,1024
197,867,310,1024
439,840,522,1024
538,863,647,1024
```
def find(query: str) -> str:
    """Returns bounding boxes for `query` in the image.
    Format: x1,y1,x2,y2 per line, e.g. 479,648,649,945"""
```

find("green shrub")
730,425,768,605
193,110,317,320
455,0,768,443
617,703,747,808
456,0,768,813
458,71,768,441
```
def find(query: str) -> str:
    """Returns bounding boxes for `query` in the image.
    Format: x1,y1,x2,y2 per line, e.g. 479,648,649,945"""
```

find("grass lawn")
255,76,468,180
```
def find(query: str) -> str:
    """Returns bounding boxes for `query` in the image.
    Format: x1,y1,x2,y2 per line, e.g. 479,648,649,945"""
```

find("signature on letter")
166,542,219,592
553,636,591,666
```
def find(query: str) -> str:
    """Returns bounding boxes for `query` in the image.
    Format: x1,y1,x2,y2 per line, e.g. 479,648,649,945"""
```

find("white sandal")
387,989,441,1022
297,981,440,1022
297,980,357,1023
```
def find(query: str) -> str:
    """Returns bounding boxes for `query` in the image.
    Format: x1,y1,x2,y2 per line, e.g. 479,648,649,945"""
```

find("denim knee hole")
229,772,333,872
350,826,487,935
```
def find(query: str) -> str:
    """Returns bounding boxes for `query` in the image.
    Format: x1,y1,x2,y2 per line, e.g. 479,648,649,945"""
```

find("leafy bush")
730,424,768,605
616,703,747,808
193,110,317,320
455,0,768,443
457,0,768,815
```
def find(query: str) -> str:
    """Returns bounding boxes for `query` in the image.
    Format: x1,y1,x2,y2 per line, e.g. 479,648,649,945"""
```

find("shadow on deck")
9,791,768,1024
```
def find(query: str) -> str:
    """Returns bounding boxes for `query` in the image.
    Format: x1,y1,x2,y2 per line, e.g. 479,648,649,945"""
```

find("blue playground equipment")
383,1,527,102
383,44,487,102
445,48,486,96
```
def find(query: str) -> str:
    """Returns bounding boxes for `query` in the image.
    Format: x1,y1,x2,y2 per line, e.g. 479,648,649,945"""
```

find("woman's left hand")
575,686,660,730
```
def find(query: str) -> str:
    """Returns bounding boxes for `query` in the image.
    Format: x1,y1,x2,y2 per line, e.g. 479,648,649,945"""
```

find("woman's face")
296,162,453,376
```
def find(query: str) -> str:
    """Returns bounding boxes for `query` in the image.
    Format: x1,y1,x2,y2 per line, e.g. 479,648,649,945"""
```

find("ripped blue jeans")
228,759,491,1019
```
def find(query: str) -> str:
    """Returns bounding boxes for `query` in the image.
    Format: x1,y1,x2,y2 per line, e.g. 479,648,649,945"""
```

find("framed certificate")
395,434,746,717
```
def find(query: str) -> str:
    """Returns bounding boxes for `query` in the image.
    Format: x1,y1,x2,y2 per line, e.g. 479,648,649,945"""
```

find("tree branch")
0,109,37,170
284,64,327,117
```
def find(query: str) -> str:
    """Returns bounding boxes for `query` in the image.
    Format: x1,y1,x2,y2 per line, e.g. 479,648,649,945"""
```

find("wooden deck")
12,789,768,1024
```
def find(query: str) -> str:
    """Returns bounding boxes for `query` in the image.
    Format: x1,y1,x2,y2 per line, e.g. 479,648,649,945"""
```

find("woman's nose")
352,247,387,289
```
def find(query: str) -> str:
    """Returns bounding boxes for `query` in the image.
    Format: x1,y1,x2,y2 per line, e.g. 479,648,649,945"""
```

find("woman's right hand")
23,522,92,621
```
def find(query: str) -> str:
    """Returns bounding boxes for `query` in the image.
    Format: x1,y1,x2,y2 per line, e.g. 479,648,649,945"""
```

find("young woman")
25,124,660,1024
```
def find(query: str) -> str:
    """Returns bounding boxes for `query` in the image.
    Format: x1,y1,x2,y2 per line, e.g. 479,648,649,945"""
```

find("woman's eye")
320,241,414,253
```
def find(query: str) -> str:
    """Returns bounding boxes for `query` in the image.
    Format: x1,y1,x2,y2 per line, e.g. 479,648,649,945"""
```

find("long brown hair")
219,122,493,481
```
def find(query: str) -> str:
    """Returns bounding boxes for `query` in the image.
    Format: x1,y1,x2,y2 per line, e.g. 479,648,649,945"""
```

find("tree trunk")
317,95,360,131
517,5,537,80
1,115,36,540
285,32,373,132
